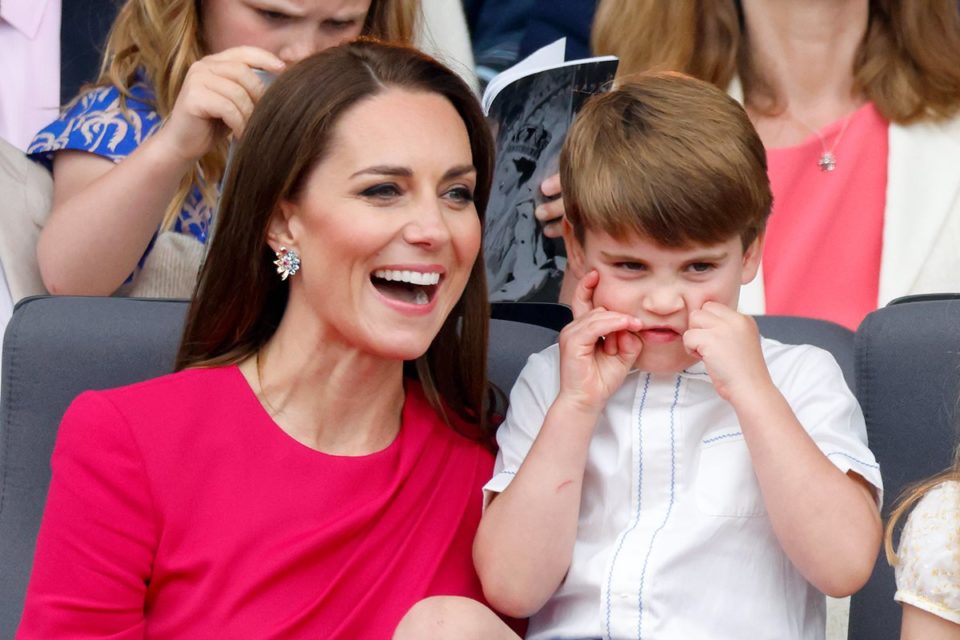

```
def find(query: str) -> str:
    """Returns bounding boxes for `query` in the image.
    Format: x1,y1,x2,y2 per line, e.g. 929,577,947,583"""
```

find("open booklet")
482,39,618,303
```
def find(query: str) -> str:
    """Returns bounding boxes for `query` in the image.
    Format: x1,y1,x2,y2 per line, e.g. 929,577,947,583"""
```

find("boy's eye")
360,183,402,199
687,262,715,273
616,262,646,272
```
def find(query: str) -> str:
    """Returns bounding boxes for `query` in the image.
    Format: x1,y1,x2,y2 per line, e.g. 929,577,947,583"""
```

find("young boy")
394,73,883,640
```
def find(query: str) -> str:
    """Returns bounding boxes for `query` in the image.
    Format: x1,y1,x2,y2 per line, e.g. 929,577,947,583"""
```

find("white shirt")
894,480,960,624
486,338,883,640
0,0,61,151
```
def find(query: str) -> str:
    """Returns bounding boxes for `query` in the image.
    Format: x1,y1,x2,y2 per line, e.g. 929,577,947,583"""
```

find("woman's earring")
273,246,301,280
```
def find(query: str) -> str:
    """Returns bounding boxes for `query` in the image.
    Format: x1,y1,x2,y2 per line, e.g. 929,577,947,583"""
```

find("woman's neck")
741,0,869,145
239,307,407,457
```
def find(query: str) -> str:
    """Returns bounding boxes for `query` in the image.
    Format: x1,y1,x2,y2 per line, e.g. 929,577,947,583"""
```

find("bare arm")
474,271,643,617
900,605,960,640
684,303,881,597
37,47,284,295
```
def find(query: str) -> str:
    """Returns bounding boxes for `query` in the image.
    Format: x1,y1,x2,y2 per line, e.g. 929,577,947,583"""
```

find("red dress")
18,367,494,638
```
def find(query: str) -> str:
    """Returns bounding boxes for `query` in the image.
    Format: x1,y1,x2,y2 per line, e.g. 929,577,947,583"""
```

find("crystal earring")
273,246,301,280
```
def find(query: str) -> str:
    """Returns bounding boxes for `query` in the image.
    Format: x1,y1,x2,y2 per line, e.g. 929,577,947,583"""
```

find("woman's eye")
687,262,715,273
360,184,402,199
445,186,475,205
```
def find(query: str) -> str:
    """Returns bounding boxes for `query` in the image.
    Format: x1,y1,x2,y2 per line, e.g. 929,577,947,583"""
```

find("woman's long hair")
175,40,496,440
92,0,418,232
592,0,960,123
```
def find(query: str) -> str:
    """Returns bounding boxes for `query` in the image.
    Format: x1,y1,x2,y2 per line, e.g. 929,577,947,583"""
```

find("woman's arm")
37,47,284,295
17,393,158,638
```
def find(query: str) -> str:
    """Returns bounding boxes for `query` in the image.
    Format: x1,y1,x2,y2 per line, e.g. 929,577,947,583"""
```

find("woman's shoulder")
403,380,495,461
27,80,162,168
73,366,242,424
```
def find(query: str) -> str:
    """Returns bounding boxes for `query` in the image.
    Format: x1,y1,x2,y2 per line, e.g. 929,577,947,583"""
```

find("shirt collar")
1,0,52,39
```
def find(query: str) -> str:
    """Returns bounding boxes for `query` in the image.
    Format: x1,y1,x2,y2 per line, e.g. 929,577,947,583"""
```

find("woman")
885,445,960,638
586,0,960,330
28,0,416,298
18,40,497,638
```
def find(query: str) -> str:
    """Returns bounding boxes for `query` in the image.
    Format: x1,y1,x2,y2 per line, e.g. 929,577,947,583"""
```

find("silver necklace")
790,110,855,173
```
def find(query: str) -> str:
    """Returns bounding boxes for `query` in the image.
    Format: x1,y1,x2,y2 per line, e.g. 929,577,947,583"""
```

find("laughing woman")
18,41,496,639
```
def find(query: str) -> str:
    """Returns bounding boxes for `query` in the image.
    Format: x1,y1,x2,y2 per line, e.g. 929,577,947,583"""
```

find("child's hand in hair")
683,301,772,403
558,270,643,414
155,46,286,165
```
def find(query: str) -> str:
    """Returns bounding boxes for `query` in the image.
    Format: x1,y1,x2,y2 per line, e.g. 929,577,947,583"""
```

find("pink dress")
18,367,494,639
763,102,888,330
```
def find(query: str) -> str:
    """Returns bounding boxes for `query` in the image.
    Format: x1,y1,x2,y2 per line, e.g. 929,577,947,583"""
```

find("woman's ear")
266,199,298,253
562,219,587,280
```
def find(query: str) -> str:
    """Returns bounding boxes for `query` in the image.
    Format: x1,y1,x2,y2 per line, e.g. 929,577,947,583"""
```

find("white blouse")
895,480,960,624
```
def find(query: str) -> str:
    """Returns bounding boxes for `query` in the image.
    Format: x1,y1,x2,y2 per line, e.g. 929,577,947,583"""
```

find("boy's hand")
682,301,772,403
558,271,643,413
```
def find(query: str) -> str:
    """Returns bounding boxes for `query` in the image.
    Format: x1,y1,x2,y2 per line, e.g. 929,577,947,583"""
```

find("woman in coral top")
18,40,497,639
582,0,960,330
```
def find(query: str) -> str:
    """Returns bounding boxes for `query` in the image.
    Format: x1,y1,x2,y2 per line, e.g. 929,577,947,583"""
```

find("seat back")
755,315,856,392
846,296,960,640
0,296,561,636
0,296,188,636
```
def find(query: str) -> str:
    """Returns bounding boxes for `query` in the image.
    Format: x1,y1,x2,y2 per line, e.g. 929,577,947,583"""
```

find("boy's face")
565,227,763,374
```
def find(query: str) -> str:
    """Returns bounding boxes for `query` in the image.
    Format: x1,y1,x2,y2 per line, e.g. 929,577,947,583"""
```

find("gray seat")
755,314,856,393
0,295,562,637
846,296,960,640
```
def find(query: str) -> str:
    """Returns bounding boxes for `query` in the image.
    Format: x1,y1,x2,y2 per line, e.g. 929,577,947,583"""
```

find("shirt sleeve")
483,345,560,504
17,392,158,639
894,481,960,624
781,345,884,507
27,83,161,170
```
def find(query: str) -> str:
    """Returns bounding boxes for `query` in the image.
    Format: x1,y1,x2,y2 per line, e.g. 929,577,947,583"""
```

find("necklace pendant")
818,152,837,172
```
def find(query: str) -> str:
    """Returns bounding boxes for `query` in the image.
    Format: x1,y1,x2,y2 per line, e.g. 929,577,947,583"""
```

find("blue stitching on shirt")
637,375,682,639
603,373,651,640
702,431,743,445
826,451,880,469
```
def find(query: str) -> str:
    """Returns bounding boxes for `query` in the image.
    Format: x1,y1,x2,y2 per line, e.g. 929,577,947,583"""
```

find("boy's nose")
642,286,686,316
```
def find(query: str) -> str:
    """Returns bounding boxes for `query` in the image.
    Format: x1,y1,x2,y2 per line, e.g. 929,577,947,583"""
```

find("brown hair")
96,0,418,232
175,39,496,439
560,72,772,249
884,444,960,565
592,0,960,123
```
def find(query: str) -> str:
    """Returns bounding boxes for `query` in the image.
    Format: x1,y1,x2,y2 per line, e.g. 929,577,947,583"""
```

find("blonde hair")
592,0,960,123
884,444,960,565
560,72,771,250
95,0,417,232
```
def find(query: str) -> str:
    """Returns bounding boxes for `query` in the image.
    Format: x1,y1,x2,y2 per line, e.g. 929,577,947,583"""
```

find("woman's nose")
402,202,452,249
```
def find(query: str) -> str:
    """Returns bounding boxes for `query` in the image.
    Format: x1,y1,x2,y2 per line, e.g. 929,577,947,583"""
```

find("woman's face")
201,0,373,64
269,88,482,361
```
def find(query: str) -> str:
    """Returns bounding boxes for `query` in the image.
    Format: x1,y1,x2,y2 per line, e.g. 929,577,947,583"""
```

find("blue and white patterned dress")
28,79,216,285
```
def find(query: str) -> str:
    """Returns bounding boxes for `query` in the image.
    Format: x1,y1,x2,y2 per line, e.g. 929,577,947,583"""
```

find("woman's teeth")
415,290,429,305
372,269,440,286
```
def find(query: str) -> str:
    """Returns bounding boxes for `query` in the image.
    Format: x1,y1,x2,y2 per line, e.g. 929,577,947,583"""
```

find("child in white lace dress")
886,446,960,638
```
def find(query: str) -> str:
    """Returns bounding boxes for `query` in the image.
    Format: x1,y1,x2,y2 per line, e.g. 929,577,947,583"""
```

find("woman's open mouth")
371,269,441,306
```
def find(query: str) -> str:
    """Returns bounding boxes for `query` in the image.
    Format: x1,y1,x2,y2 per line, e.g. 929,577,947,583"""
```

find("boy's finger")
570,270,600,319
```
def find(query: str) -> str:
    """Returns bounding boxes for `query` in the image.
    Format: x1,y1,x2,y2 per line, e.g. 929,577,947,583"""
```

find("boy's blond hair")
560,72,772,249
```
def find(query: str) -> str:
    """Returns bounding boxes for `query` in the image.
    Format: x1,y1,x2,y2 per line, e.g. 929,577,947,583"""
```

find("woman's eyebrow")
349,165,477,180
350,165,412,179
